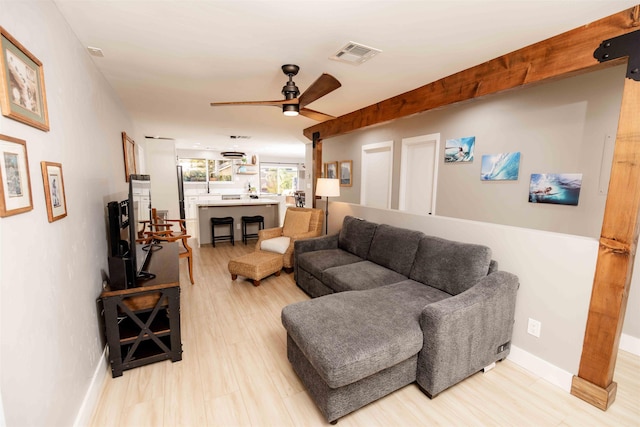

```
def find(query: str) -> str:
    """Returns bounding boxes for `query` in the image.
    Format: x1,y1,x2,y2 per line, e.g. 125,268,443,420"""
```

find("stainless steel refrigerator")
176,165,185,220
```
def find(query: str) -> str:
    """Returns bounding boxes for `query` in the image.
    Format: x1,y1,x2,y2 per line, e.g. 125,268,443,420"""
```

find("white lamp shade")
316,178,340,197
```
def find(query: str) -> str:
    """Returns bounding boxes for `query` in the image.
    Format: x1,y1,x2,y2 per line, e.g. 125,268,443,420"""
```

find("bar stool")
241,215,264,245
211,217,234,247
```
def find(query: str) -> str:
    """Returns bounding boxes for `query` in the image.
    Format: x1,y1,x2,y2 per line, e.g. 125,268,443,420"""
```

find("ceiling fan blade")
210,99,299,107
298,73,341,108
299,107,336,122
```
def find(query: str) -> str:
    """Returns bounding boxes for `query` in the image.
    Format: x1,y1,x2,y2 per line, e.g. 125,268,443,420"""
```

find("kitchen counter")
195,199,281,246
196,198,279,207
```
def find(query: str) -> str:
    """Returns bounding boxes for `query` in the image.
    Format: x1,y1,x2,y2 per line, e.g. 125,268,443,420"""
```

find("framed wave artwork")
480,152,520,181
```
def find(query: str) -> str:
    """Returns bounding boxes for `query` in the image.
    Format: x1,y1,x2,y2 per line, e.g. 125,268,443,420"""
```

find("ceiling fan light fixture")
283,104,299,117
210,64,340,122
221,151,246,158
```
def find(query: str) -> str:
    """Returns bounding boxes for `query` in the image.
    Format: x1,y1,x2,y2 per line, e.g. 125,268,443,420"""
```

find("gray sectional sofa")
281,216,519,424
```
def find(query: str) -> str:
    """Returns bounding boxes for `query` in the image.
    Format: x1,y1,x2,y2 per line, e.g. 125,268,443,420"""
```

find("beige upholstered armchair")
255,207,324,272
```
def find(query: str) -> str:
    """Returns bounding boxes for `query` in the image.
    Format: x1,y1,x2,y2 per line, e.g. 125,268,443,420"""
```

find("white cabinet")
186,196,199,219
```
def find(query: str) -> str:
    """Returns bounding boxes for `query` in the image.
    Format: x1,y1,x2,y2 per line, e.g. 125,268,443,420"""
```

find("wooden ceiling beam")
303,6,639,141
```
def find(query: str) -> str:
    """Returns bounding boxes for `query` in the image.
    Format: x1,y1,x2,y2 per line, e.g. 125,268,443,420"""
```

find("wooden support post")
571,76,640,410
312,132,322,208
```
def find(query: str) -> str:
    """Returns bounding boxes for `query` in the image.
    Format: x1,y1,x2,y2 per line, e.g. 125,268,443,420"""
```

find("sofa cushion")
323,261,408,293
283,210,312,237
367,224,425,276
297,249,363,281
338,216,378,259
281,280,450,388
260,236,291,254
410,236,492,295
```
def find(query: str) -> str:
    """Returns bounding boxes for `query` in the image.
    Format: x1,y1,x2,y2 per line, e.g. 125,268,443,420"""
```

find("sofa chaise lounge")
281,216,519,423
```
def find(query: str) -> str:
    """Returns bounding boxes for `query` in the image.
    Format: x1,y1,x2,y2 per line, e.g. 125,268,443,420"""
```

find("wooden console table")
100,242,182,377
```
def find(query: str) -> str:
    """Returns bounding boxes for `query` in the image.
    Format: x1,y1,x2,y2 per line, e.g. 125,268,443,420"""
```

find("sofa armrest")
293,233,339,280
254,227,284,251
294,233,339,254
280,231,321,269
417,271,519,397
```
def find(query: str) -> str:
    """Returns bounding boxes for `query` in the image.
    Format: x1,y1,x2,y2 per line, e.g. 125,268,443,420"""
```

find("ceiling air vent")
330,41,381,65
230,135,251,139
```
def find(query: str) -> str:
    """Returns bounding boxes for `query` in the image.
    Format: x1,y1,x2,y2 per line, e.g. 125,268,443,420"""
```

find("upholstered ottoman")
228,250,283,286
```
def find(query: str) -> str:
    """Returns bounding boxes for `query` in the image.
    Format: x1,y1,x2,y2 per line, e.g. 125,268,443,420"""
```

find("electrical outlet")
527,318,541,338
236,223,241,230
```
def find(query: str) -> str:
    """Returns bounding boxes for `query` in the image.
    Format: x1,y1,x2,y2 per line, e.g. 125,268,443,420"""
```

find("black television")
107,174,154,289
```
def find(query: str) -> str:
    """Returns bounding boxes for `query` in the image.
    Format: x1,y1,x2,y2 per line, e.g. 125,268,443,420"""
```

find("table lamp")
316,178,340,235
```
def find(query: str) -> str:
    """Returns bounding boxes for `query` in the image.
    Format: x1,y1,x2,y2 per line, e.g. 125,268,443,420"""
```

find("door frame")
399,133,440,215
360,141,394,209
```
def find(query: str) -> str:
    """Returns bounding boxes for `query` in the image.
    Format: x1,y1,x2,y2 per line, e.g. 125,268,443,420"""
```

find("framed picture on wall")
325,161,338,179
480,152,520,181
339,160,353,187
528,173,582,206
0,26,50,131
122,131,137,182
41,161,67,222
0,134,33,217
444,136,475,163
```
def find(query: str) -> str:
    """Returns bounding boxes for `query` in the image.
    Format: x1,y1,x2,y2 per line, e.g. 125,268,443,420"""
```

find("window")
260,164,298,195
179,158,206,182
178,158,233,183
208,159,233,182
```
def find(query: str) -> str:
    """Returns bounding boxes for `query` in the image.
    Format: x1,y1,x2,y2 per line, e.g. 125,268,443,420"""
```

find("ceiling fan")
210,64,341,122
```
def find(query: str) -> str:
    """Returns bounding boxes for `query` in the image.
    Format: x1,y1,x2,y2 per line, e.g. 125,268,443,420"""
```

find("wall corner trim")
73,346,109,427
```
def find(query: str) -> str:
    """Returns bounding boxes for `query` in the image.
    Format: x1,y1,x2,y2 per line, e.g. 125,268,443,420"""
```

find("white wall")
0,2,133,425
323,65,626,239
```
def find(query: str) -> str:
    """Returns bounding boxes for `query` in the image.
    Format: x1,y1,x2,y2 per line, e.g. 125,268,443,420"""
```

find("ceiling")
53,0,637,158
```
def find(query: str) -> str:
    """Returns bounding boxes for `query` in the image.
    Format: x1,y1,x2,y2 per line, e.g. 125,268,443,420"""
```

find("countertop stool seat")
228,250,283,286
211,216,234,247
241,215,264,245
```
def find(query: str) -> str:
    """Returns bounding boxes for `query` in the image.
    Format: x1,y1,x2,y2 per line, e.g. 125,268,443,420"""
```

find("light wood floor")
91,243,639,426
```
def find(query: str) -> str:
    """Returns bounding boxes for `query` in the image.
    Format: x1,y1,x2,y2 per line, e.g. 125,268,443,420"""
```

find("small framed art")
0,134,33,217
324,161,338,179
444,136,475,163
528,173,582,206
0,26,50,131
339,160,353,187
480,152,520,181
122,131,136,182
41,161,67,222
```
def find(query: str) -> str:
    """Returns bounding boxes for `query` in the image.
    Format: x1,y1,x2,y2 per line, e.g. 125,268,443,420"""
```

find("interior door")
361,141,393,209
399,133,440,215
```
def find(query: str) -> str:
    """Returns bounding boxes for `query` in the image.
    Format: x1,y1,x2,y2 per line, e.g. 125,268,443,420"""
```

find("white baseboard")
507,345,574,392
620,333,640,356
509,335,639,395
73,346,108,427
